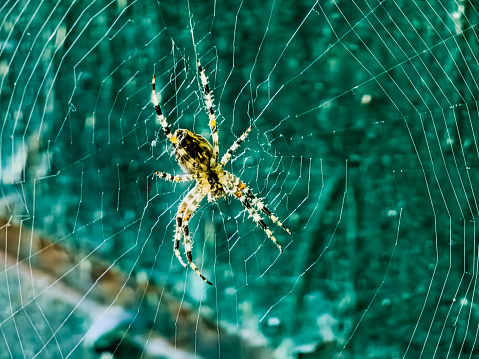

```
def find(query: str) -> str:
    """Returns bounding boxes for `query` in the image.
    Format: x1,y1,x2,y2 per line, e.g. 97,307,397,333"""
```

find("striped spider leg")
224,172,292,253
179,187,212,285
151,76,177,146
154,171,193,267
220,125,252,167
198,60,219,163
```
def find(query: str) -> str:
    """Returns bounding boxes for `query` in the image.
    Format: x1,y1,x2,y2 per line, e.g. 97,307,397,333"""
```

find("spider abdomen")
174,129,214,173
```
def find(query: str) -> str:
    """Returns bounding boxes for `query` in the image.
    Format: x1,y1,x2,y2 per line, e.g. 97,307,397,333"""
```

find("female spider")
152,60,291,285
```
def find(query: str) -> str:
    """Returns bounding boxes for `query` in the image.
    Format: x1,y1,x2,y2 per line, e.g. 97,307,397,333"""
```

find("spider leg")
223,172,291,236
233,189,283,253
174,186,203,268
154,171,193,182
152,76,178,146
174,215,188,268
219,126,252,167
181,190,212,285
197,60,219,163
242,187,292,235
222,173,283,251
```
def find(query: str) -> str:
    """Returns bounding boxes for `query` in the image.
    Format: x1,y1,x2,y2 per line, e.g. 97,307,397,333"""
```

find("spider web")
1,0,479,358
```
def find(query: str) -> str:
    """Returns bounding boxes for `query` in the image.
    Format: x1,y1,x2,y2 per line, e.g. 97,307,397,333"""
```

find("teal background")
1,0,479,358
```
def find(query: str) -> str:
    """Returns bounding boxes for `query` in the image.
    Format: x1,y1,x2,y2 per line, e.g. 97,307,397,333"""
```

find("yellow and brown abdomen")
173,129,214,174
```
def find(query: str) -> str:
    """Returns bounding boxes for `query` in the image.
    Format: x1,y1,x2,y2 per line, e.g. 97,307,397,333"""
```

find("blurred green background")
1,0,479,358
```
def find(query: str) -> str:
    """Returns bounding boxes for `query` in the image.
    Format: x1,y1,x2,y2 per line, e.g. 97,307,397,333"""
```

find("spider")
152,60,291,285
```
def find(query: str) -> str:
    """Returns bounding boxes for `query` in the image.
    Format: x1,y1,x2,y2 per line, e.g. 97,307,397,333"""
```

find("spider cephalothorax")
152,60,291,285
